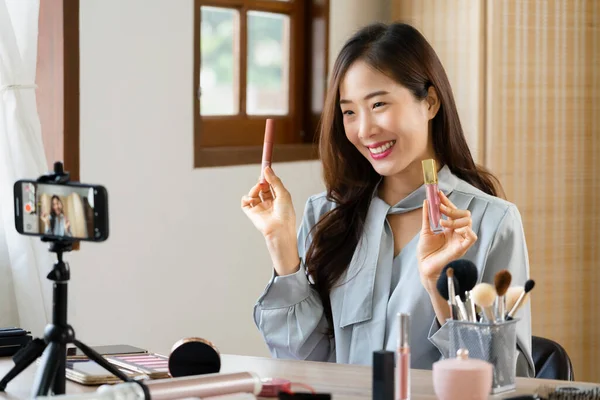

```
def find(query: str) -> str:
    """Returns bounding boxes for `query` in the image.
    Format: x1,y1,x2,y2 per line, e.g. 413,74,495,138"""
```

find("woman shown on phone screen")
242,22,534,377
42,195,72,237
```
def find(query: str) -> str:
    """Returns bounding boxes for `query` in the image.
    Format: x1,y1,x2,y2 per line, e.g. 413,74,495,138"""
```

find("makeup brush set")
436,259,536,324
506,385,600,400
433,259,536,394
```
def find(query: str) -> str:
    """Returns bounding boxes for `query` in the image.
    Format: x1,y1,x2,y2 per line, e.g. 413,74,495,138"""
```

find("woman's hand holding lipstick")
417,191,478,293
242,167,295,235
241,167,300,276
417,192,477,326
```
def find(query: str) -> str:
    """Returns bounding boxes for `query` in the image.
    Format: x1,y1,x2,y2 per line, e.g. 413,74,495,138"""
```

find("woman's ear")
425,86,440,119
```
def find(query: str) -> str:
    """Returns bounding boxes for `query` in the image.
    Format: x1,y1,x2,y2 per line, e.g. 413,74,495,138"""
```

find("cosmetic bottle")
422,159,443,234
373,351,394,400
397,313,410,400
432,349,492,400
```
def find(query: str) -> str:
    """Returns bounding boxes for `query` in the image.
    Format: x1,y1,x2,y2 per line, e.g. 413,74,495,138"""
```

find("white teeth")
369,141,395,154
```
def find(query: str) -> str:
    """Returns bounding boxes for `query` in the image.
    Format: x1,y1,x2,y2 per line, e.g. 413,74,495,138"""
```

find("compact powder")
168,337,221,378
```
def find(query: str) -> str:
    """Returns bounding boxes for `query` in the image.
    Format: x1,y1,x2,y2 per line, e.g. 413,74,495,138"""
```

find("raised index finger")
440,203,471,220
439,191,457,209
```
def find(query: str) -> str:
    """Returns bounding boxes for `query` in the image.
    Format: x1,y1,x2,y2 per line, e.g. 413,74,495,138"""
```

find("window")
194,0,329,167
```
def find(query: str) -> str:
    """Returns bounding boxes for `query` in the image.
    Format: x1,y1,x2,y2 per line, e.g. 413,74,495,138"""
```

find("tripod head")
37,161,78,252
37,161,70,184
36,161,78,279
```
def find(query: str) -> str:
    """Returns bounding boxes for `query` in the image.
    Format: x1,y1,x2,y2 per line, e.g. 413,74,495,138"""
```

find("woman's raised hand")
417,191,478,293
241,167,296,238
241,167,300,275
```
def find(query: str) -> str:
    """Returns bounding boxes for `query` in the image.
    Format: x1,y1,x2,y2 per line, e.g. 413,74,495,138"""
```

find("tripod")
0,162,134,397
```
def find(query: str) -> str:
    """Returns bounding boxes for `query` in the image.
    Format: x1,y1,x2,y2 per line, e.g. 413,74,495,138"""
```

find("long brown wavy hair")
304,22,503,335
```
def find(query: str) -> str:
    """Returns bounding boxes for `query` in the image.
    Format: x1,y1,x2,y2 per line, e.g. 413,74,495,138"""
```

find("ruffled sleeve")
253,196,336,362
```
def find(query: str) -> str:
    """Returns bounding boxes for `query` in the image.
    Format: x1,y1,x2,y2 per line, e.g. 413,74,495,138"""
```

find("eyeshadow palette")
106,353,171,379
66,359,144,385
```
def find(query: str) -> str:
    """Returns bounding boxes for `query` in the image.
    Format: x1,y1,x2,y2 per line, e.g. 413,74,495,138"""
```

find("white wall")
69,0,390,358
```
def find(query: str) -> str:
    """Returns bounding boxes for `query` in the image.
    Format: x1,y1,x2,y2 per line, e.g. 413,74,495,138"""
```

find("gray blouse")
45,214,72,237
253,165,535,377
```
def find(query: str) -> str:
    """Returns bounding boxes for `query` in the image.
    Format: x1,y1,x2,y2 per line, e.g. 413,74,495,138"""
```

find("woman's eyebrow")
340,90,389,104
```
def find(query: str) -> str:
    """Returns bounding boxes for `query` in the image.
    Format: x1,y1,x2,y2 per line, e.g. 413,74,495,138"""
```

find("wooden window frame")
36,0,80,250
194,0,329,168
37,0,80,181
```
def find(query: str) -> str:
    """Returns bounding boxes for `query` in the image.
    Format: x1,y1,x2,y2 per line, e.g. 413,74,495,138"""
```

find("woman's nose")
358,115,378,140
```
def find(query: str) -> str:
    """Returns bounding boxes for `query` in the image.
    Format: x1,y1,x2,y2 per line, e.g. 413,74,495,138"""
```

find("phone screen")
67,345,147,357
15,181,108,241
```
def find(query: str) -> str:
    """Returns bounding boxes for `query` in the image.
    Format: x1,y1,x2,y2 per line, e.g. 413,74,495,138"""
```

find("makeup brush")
471,283,496,322
447,268,457,320
494,270,512,322
454,295,469,322
449,273,469,322
505,285,524,314
436,268,458,300
436,268,459,320
506,279,535,320
464,291,478,323
441,260,478,321
474,303,484,322
441,260,479,302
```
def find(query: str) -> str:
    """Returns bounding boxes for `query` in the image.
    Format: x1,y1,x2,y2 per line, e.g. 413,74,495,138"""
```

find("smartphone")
66,359,144,385
67,344,148,359
13,180,109,241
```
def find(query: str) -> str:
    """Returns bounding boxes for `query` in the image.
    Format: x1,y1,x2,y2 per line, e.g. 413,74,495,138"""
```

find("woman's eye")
373,102,386,109
343,110,354,116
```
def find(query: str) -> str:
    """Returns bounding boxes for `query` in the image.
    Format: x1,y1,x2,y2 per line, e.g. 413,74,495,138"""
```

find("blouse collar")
371,164,459,214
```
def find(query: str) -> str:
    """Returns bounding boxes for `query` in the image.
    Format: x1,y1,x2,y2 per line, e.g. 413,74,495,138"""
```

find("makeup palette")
66,359,144,385
106,353,171,379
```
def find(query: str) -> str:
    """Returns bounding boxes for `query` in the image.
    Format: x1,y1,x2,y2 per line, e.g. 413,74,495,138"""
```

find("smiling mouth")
368,140,396,155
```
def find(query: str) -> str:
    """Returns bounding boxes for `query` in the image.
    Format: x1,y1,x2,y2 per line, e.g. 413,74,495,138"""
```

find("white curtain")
0,0,51,335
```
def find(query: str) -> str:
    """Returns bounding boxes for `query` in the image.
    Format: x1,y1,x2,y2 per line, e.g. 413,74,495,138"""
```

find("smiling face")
51,197,63,215
339,60,438,177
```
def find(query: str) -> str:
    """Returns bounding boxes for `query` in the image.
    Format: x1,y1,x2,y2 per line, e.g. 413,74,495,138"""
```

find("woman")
42,195,72,237
242,22,534,376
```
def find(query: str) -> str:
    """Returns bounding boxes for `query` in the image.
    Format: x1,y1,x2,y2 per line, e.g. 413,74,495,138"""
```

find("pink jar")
432,349,493,400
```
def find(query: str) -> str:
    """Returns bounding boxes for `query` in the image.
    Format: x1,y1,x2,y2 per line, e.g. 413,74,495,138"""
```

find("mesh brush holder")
447,319,519,394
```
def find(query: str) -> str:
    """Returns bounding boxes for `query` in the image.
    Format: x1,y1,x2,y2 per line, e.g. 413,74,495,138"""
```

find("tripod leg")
52,343,67,395
73,340,132,382
0,338,46,392
32,342,62,397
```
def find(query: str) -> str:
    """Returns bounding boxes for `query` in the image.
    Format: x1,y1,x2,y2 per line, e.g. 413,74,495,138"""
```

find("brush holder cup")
446,319,519,394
